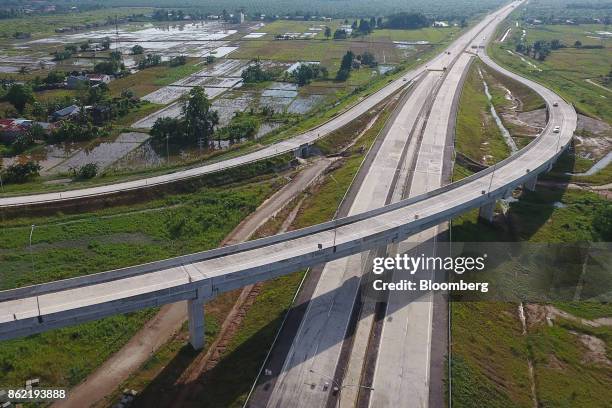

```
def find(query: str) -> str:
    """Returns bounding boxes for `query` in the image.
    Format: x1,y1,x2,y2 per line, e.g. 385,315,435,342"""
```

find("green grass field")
0,8,153,40
108,60,202,98
0,175,279,390
490,21,611,123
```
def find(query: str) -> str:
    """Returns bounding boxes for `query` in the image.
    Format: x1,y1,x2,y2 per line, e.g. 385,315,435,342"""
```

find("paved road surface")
266,72,440,408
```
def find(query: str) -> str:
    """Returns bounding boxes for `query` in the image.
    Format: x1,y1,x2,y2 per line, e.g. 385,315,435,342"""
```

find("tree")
101,37,111,50
336,68,350,81
358,19,372,34
340,51,355,71
86,83,109,104
324,26,331,39
292,64,317,86
151,117,183,142
377,17,383,28
19,66,29,76
110,50,122,61
80,42,90,51
1,161,41,184
333,29,348,39
574,40,582,48
94,60,121,74
44,70,65,84
6,83,34,113
336,50,355,81
370,16,377,29
71,163,98,180
384,12,430,29
31,102,46,119
12,131,35,153
242,63,274,83
223,114,259,143
206,55,215,64
138,54,162,69
169,55,187,66
593,202,612,240
361,51,377,67
182,87,219,145
132,44,144,55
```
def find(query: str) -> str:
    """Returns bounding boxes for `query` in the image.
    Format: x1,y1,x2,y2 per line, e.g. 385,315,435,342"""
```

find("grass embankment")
0,169,284,389
107,90,398,408
455,61,510,166
450,188,612,407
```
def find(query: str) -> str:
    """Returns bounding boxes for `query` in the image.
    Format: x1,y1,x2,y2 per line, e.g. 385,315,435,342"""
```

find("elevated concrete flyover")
0,74,575,349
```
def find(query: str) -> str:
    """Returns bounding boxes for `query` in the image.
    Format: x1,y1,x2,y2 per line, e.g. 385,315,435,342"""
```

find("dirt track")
53,158,334,408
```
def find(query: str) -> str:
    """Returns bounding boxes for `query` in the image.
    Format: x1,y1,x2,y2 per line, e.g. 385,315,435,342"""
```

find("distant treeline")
94,0,506,19
566,2,612,9
384,12,430,29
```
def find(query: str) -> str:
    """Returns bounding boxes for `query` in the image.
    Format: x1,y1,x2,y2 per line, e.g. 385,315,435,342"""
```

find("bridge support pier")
294,143,309,159
524,176,537,191
479,201,496,223
188,298,205,350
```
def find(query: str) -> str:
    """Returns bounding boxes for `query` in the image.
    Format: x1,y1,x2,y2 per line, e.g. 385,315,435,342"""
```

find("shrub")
1,161,41,184
71,163,98,180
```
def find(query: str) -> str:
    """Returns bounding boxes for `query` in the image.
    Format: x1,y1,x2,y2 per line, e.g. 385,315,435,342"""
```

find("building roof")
53,105,81,117
0,119,27,133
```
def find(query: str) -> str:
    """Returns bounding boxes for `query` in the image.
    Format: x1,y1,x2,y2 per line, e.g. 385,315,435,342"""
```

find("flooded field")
2,133,150,176
141,59,249,104
50,132,150,174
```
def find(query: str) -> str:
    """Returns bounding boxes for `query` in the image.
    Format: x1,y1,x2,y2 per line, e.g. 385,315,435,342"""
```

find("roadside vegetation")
450,4,612,400
0,160,288,389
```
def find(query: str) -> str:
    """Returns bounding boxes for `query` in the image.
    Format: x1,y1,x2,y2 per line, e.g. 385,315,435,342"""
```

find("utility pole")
29,224,36,275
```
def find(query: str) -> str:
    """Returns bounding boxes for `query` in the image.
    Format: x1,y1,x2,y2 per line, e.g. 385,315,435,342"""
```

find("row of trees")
515,38,594,62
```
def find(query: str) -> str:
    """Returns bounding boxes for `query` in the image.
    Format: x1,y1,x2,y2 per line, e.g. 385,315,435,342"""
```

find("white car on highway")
553,125,561,133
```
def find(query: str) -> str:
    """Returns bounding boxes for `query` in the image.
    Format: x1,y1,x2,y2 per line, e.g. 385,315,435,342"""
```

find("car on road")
553,125,560,133
553,102,559,107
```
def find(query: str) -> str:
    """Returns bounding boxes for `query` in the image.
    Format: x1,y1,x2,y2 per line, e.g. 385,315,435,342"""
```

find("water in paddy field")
3,133,150,176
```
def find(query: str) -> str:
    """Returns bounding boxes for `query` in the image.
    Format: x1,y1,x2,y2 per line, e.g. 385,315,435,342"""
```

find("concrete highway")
367,51,473,408
0,1,517,209
0,3,577,407
265,70,441,408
